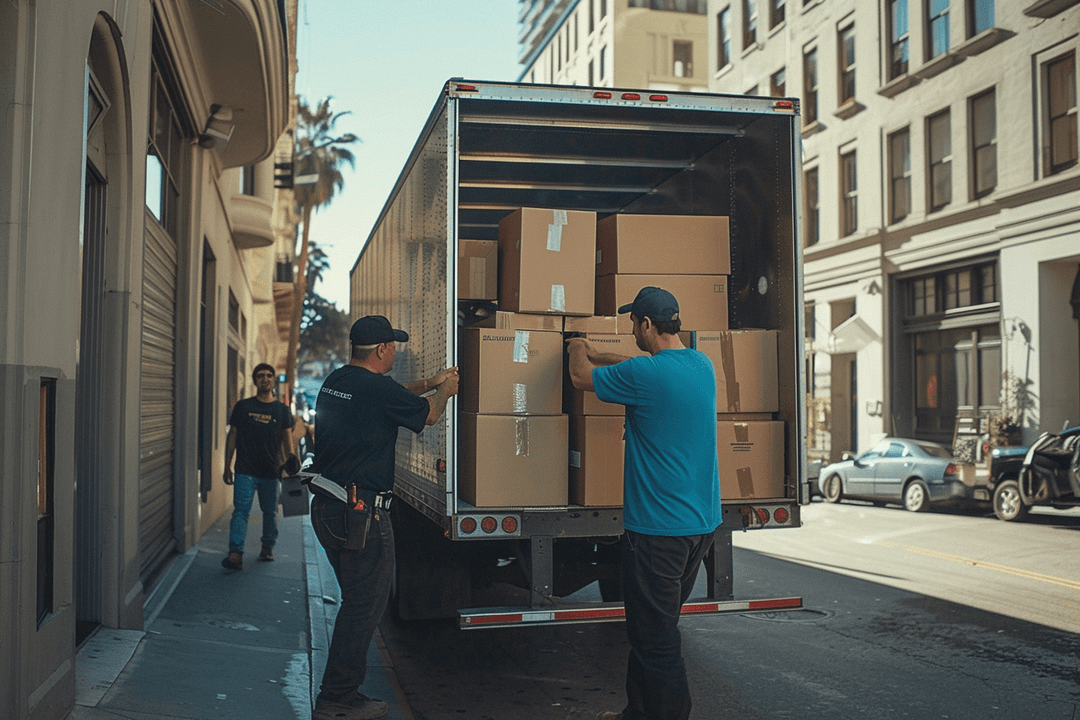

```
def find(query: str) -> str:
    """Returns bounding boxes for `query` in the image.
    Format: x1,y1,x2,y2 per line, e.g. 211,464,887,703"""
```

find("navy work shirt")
229,396,294,480
310,365,429,492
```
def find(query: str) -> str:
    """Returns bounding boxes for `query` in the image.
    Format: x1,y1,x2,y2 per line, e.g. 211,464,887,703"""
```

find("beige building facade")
519,0,711,90
707,0,1080,460
0,2,296,718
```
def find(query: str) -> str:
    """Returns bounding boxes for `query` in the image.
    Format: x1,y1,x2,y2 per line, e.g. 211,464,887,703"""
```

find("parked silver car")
817,437,969,512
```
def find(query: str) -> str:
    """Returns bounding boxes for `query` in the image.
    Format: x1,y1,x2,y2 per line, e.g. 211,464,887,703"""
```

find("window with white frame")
1045,53,1077,175
888,0,909,80
967,0,993,37
771,67,786,96
970,88,996,197
674,40,693,77
839,148,857,236
928,108,952,211
718,8,732,70
838,24,855,105
770,0,785,28
927,0,949,59
804,46,818,124
889,127,911,222
744,0,758,49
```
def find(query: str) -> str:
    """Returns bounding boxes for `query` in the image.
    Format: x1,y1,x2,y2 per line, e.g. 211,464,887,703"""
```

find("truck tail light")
774,100,795,110
481,516,498,534
773,507,789,524
501,516,518,534
756,508,771,524
649,94,669,102
456,83,479,92
621,93,641,101
460,517,477,534
593,91,613,99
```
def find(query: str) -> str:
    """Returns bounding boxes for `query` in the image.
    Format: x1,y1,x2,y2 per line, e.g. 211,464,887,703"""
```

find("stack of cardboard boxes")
456,207,784,508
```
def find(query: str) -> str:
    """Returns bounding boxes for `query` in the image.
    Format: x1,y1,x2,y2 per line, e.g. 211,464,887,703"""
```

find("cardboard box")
716,420,785,500
460,327,563,414
596,274,728,334
460,413,568,507
474,311,562,332
694,330,778,413
564,333,649,415
569,415,625,506
458,240,498,300
596,214,730,276
499,207,596,316
564,315,619,334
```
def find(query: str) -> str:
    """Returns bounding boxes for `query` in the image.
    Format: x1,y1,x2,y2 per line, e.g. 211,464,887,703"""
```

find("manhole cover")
740,609,831,623
202,618,260,631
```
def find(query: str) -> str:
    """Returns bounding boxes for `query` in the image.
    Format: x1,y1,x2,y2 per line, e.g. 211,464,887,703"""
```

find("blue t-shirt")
310,365,430,493
593,348,721,536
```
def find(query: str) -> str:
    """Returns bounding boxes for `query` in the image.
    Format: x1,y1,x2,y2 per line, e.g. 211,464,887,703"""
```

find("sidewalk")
69,507,414,720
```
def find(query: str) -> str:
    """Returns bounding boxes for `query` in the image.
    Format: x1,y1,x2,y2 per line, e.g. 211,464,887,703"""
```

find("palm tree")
287,97,358,396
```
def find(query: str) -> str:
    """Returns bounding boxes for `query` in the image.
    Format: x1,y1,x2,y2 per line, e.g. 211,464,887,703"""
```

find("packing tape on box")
719,332,741,412
550,284,566,312
513,383,527,413
547,210,567,251
515,416,530,457
513,330,530,363
736,467,755,497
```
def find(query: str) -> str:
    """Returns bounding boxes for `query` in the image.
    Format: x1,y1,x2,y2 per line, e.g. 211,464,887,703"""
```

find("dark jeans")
311,494,394,703
621,529,715,720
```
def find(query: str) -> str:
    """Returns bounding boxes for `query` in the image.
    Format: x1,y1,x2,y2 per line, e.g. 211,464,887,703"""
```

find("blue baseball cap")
349,315,409,345
618,286,680,322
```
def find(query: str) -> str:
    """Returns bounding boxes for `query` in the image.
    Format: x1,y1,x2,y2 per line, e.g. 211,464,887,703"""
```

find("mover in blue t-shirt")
567,286,720,720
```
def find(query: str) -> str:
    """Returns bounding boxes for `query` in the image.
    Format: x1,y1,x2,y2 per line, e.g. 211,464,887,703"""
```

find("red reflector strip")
594,91,613,99
748,597,803,610
649,94,669,102
463,613,522,626
621,93,641,101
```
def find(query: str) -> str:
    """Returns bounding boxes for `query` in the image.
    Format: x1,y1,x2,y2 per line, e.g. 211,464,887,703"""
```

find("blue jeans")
228,474,279,554
621,529,715,720
311,493,394,702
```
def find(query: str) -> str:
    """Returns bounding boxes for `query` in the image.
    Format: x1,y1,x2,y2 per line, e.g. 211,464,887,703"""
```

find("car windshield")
911,440,951,459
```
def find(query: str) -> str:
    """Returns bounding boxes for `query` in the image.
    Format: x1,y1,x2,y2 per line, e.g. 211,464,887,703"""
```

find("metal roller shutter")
139,218,178,582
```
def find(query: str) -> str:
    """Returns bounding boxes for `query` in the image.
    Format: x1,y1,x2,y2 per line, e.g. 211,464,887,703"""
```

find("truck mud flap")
458,596,802,629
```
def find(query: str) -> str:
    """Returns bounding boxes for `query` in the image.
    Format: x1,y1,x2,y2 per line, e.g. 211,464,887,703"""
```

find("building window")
913,325,1000,440
589,60,595,86
674,40,694,77
629,0,709,10
927,0,949,59
743,0,758,50
967,0,993,37
908,263,997,316
889,128,911,223
574,13,579,51
600,45,607,80
888,0,909,80
718,8,732,70
590,0,595,33
970,88,997,197
838,24,855,106
1046,54,1077,175
147,55,187,235
770,67,786,96
37,379,56,626
746,84,760,95
557,35,562,71
601,0,607,20
912,276,936,316
770,0,786,28
804,166,819,246
803,47,818,125
928,108,952,211
839,149,857,236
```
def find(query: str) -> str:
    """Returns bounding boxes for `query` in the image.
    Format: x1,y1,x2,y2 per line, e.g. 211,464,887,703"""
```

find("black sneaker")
258,545,274,562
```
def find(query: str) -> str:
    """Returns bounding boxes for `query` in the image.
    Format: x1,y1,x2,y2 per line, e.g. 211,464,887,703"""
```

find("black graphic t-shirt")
310,365,429,493
229,397,294,479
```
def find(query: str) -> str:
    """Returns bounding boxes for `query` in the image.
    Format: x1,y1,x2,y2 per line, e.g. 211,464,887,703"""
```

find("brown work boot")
258,545,275,562
221,552,243,570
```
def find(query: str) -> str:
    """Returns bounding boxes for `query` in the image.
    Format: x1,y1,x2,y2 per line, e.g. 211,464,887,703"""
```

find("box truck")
349,80,808,627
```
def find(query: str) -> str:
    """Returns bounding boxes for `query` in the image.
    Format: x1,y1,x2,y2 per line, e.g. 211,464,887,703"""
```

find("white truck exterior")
349,80,808,626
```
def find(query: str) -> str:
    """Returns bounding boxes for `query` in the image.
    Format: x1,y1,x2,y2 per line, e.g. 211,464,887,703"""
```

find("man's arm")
424,370,460,426
403,366,458,396
566,338,631,392
223,426,237,485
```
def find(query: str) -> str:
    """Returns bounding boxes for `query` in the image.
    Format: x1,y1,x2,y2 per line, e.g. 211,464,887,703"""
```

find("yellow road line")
879,539,1080,592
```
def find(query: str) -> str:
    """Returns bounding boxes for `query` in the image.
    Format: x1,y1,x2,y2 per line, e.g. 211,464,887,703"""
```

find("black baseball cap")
618,286,680,322
349,315,409,345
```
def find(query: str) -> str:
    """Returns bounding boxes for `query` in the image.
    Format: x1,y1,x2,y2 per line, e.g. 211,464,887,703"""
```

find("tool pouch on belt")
343,501,371,551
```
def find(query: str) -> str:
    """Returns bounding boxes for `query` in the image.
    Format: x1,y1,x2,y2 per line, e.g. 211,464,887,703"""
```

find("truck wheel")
992,479,1029,522
823,474,843,503
903,480,930,512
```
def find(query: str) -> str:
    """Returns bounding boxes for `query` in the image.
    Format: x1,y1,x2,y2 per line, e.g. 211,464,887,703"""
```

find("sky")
295,0,522,308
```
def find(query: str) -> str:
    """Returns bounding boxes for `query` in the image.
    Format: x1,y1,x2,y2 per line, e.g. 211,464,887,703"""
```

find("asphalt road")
381,501,1080,720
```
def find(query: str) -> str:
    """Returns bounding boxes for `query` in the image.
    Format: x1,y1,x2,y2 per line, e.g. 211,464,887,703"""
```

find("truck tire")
823,474,843,503
992,479,1029,522
903,480,930,512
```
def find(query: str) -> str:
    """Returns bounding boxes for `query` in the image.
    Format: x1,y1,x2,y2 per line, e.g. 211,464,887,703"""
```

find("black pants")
621,529,715,720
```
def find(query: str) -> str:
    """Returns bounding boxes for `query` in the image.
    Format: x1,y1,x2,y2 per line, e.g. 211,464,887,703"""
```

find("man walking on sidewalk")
309,315,458,720
221,363,295,570
567,287,721,720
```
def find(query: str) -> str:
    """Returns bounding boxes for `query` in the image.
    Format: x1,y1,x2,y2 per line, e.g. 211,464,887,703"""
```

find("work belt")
302,473,392,510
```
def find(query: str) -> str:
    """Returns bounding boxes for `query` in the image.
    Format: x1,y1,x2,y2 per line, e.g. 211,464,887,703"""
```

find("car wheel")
823,474,843,503
992,479,1029,522
903,480,930,512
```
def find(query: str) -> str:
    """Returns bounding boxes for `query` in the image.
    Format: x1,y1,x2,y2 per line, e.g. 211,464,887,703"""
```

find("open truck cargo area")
349,80,808,626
